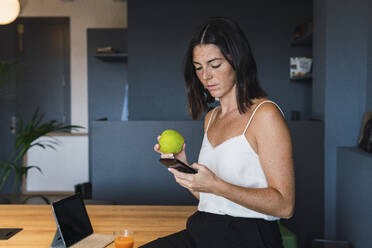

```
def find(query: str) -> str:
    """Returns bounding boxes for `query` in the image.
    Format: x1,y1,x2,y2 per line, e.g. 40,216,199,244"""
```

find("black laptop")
50,194,113,248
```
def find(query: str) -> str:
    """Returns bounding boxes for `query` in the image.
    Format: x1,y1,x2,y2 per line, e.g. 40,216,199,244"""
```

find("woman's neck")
218,96,267,118
218,97,239,117
217,84,239,116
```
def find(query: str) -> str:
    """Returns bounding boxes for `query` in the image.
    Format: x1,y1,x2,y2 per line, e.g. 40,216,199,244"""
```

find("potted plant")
0,108,83,203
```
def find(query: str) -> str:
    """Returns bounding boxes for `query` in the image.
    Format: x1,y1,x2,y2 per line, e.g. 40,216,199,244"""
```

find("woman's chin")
209,91,220,98
211,93,223,99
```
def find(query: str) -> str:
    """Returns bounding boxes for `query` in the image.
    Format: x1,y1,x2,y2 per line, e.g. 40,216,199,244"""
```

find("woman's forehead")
192,44,223,62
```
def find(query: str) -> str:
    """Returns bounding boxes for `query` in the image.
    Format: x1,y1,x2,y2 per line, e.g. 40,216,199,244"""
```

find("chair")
278,222,297,248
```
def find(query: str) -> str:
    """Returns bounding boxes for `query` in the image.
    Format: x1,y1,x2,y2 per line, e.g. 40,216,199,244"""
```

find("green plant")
0,108,83,192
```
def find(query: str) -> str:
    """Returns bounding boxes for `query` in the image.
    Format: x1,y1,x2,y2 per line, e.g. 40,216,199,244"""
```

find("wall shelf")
290,73,312,81
291,32,313,46
290,26,312,83
94,53,128,62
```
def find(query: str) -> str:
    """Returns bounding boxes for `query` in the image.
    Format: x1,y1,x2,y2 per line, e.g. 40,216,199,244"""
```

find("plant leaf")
2,108,84,189
0,168,12,190
0,162,17,190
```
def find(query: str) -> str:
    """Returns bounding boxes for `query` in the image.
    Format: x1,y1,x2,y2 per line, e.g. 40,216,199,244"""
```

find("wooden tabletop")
0,204,197,248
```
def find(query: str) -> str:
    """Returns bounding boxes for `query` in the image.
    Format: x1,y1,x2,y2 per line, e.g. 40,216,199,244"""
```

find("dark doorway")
0,18,70,193
16,17,70,124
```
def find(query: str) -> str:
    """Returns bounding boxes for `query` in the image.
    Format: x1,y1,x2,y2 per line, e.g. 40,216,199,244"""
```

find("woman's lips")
207,84,217,90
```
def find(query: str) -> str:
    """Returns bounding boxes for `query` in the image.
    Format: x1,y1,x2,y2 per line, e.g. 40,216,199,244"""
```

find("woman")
142,17,295,248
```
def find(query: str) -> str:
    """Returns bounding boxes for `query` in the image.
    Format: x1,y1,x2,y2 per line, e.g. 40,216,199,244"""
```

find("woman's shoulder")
251,99,285,125
203,106,219,130
249,99,290,145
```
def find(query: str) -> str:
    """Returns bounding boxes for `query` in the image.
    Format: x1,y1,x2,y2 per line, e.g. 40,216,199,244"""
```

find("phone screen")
159,158,197,174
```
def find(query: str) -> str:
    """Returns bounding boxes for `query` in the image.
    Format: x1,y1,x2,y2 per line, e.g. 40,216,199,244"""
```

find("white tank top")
197,100,284,221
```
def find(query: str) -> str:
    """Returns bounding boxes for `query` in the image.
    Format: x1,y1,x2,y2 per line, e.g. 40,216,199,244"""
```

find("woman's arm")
188,189,200,200
171,109,216,201
169,104,295,218
219,103,294,218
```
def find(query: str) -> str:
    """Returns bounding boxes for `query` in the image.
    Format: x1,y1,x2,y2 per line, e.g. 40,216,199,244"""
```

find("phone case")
159,158,197,174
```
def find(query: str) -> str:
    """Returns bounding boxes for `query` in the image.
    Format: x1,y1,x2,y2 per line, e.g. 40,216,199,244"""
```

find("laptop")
50,194,114,248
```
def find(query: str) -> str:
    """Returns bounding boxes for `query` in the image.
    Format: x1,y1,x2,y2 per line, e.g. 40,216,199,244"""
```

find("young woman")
142,17,295,248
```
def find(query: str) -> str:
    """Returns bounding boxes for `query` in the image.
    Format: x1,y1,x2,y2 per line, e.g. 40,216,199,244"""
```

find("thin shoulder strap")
206,107,219,133
242,100,285,135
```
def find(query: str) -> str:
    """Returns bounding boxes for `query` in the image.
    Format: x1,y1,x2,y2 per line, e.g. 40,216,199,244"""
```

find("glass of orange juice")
114,229,134,248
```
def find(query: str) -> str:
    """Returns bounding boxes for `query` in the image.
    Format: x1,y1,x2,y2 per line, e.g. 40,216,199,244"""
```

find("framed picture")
358,112,372,145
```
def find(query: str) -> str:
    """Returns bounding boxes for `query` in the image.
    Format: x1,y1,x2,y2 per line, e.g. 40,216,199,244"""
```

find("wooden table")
0,205,197,248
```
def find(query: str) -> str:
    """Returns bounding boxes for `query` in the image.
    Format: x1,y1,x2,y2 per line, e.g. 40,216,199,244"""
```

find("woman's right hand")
154,135,188,165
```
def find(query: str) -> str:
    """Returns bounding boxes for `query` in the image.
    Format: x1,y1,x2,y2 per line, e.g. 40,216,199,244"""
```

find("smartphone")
159,158,198,174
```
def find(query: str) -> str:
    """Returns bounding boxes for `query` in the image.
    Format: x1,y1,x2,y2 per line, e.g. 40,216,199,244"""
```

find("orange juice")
114,236,134,248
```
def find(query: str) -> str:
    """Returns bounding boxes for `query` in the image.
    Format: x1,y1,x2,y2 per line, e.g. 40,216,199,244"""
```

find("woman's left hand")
168,163,221,194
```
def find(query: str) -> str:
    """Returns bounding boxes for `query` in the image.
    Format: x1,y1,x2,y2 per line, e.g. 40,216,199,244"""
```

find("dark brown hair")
184,17,267,120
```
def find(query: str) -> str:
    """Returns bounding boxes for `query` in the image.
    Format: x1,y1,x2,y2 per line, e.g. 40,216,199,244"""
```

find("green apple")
159,129,184,154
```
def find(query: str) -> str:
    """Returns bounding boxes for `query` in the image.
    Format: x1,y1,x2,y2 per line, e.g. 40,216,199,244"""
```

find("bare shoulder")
250,101,293,163
251,101,287,132
255,101,284,119
203,107,217,132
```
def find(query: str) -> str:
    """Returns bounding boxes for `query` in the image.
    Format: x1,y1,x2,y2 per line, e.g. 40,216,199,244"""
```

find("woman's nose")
202,68,212,80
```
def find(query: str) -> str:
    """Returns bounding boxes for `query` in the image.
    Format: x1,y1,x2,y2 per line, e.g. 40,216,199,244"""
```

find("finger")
190,163,201,170
157,135,161,141
154,144,161,153
175,143,186,156
161,153,174,159
174,176,192,189
169,168,193,180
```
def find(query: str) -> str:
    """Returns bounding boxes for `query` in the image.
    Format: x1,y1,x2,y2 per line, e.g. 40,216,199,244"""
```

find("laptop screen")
52,194,93,247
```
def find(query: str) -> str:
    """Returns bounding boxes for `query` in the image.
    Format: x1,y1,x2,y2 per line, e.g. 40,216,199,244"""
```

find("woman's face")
192,44,236,99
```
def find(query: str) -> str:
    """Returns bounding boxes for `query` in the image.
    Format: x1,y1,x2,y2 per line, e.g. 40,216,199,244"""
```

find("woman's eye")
195,67,202,71
211,64,221,69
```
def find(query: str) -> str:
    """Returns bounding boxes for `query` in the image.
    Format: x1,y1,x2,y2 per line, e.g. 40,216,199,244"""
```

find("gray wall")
312,0,326,120
91,121,204,205
91,120,324,248
87,28,128,124
281,121,324,248
128,0,313,121
313,0,369,238
367,3,372,111
336,147,372,247
87,28,128,180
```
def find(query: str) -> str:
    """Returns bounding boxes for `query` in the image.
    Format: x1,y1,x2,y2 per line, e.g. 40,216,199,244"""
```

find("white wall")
26,135,89,192
20,0,127,129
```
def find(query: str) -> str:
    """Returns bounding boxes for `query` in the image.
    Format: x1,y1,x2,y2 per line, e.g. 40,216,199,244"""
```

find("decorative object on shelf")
358,112,372,153
95,46,118,54
291,22,313,46
0,0,21,25
94,47,127,62
290,57,312,80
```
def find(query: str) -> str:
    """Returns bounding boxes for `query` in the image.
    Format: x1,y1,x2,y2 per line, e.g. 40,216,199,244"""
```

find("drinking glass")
114,229,134,248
